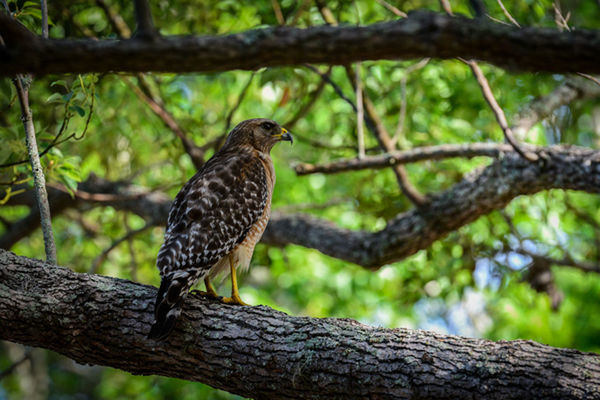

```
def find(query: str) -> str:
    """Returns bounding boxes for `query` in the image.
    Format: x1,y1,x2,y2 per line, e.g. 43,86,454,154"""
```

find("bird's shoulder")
166,149,268,233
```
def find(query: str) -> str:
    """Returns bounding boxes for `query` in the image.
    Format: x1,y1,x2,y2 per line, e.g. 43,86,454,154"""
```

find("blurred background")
1,0,600,398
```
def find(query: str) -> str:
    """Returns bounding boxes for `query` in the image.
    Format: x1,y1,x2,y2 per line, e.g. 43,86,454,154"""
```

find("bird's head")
223,118,293,153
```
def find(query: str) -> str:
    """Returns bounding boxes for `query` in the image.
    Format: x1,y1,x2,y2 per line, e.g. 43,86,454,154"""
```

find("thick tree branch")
2,11,600,75
1,250,598,400
3,146,600,269
266,145,600,268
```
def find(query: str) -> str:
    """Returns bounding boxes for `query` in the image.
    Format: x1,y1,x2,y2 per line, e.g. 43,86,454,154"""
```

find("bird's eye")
261,122,275,130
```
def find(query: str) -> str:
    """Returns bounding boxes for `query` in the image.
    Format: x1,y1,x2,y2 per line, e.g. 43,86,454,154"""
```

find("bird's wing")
157,151,269,277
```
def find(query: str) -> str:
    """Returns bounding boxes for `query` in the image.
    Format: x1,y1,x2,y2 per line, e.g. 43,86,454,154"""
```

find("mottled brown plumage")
148,118,292,340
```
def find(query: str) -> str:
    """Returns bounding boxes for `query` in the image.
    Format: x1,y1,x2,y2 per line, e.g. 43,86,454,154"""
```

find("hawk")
148,118,292,340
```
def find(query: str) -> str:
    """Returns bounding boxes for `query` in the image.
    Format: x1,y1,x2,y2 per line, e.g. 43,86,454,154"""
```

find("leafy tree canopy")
1,0,600,398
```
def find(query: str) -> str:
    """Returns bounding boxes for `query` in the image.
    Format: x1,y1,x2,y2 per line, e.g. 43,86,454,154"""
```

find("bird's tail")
148,273,188,340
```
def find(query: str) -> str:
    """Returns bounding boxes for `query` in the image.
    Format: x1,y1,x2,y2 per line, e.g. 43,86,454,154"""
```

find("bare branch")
439,0,453,15
270,0,285,25
216,72,256,150
40,0,48,39
553,1,571,32
133,0,159,39
496,0,520,27
121,77,206,169
282,74,327,129
392,58,430,147
374,0,407,18
305,64,357,112
577,73,600,88
12,76,57,264
294,142,516,175
355,63,366,159
2,12,600,75
95,0,132,38
1,250,599,399
360,88,427,206
463,59,538,161
0,350,30,381
90,221,155,274
520,249,600,274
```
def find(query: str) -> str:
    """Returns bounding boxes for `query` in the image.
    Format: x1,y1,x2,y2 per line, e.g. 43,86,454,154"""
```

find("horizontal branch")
3,145,600,269
1,11,600,75
276,145,600,268
294,142,517,175
1,249,599,399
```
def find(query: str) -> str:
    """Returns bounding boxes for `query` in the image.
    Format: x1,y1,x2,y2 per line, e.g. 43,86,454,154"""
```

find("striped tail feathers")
148,272,189,340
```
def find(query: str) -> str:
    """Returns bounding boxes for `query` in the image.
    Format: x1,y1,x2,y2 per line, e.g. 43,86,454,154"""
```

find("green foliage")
1,0,600,399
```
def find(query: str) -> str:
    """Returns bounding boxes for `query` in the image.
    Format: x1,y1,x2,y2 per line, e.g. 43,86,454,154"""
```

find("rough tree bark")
0,249,598,400
1,11,600,75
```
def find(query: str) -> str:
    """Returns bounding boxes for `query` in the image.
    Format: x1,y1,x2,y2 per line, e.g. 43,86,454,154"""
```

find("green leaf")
69,105,86,117
50,80,68,89
46,93,63,103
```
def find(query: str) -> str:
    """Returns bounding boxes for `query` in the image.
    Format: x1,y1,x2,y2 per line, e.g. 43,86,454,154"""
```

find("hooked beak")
280,128,293,144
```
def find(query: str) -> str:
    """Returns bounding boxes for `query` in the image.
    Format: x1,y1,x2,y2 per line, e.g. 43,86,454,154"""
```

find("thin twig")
13,76,57,264
304,64,357,112
439,0,453,14
46,182,148,202
271,0,285,25
374,0,407,17
393,58,430,146
40,0,49,38
564,196,600,232
486,14,511,25
344,66,427,206
90,221,155,274
440,0,531,161
576,73,600,88
283,73,327,129
121,77,205,169
0,82,96,169
95,0,132,38
218,72,256,148
355,63,365,159
496,0,520,27
462,59,537,161
0,352,30,381
289,0,311,26
553,1,571,32
315,4,427,206
518,249,600,274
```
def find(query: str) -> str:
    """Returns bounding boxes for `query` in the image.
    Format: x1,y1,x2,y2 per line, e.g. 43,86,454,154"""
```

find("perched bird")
148,118,292,340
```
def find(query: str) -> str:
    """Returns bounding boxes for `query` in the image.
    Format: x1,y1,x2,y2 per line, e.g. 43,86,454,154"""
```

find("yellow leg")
222,254,249,306
204,277,219,298
190,277,219,299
